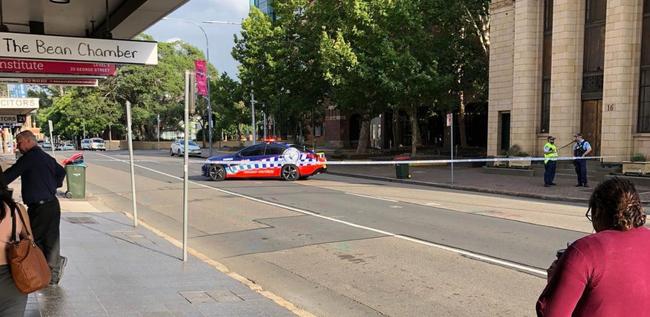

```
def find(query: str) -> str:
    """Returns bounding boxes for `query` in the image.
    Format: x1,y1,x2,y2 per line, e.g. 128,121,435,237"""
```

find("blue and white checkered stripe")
225,155,320,174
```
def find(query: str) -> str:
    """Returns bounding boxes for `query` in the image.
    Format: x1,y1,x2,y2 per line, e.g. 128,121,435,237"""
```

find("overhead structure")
0,0,190,234
1,0,188,39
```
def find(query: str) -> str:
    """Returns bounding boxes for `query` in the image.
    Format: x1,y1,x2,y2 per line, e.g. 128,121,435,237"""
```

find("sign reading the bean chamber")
0,33,158,65
0,98,39,109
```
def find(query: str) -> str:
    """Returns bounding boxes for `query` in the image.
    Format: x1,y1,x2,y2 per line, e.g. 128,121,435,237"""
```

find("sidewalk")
26,199,296,317
327,165,650,203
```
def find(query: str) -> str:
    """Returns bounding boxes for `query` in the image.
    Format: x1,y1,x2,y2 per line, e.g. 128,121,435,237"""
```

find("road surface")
75,150,592,316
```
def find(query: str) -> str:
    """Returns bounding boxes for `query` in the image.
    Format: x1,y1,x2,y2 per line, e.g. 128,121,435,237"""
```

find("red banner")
195,60,208,96
0,58,116,76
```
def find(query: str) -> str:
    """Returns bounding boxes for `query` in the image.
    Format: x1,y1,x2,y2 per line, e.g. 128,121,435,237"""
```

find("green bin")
395,164,411,179
65,164,86,199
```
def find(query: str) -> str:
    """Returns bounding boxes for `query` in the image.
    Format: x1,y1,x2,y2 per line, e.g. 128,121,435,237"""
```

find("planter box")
508,157,532,169
492,157,508,168
622,161,650,175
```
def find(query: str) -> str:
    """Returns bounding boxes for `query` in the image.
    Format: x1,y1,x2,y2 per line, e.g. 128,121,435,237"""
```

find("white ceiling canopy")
1,0,188,39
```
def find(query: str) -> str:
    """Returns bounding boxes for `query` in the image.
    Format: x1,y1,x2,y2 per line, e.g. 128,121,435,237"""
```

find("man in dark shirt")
4,131,66,285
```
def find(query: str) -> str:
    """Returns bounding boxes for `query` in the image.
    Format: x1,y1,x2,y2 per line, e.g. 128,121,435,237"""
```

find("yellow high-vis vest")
544,142,558,164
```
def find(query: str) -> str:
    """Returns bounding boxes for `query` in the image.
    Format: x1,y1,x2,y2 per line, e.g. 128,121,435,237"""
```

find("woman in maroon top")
537,178,650,316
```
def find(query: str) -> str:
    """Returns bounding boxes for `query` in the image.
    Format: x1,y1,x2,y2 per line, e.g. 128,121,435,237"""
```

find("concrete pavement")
23,198,297,317
67,150,593,316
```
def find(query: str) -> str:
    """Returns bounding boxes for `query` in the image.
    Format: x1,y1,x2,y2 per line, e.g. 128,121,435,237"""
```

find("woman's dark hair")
589,178,646,230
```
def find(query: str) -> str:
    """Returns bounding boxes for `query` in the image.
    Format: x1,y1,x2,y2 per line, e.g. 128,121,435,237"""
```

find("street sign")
0,115,17,124
446,113,453,127
20,78,99,87
0,32,158,65
0,59,116,76
0,98,39,109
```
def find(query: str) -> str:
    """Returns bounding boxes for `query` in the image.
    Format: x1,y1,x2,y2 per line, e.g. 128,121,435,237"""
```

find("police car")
202,142,327,181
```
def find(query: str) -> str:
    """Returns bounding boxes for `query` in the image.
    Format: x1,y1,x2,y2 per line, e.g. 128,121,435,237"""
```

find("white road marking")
389,205,403,209
93,152,548,278
425,202,441,206
345,192,398,203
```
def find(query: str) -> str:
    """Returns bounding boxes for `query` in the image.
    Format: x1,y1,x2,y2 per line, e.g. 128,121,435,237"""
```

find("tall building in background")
252,0,275,20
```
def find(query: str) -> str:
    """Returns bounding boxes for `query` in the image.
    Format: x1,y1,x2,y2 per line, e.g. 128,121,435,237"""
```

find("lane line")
93,152,548,278
345,192,398,203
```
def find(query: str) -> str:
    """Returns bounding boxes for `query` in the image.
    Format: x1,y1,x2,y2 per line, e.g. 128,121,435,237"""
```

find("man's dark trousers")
28,199,61,273
544,161,557,185
574,159,588,186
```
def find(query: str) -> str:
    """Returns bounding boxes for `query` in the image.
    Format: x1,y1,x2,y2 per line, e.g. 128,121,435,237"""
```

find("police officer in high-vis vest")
543,136,558,187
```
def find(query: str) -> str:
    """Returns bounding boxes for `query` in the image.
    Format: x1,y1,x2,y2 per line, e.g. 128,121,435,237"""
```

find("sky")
145,0,250,78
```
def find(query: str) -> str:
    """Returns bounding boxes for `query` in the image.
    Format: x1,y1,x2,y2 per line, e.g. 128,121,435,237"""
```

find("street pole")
47,120,55,158
263,105,267,140
199,25,214,157
126,101,138,227
157,114,160,150
450,113,454,184
251,90,256,144
182,71,191,262
163,18,215,156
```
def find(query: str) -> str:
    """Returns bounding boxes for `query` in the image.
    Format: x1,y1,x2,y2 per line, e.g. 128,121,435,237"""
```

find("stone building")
488,0,650,162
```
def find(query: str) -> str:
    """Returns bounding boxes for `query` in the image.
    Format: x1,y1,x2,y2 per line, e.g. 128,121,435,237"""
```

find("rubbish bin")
394,155,411,179
65,163,86,199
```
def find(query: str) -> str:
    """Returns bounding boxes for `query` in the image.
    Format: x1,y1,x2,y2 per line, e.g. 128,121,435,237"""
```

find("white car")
38,140,52,150
56,142,75,151
81,139,91,150
170,139,201,156
90,138,106,151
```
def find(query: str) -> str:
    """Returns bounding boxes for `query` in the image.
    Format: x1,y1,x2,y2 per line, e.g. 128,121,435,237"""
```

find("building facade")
252,0,275,20
488,0,650,162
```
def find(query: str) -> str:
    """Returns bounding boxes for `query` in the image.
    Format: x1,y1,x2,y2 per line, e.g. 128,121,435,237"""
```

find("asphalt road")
76,150,591,317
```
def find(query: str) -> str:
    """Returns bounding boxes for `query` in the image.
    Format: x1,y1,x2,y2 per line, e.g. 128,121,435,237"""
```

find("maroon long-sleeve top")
537,227,650,316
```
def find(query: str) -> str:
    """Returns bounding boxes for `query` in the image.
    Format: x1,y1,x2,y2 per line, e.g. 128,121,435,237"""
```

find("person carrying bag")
7,202,51,294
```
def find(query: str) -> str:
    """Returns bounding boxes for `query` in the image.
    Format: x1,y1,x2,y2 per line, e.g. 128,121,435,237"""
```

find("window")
582,0,606,101
540,0,553,133
266,145,286,156
239,144,266,157
639,0,650,132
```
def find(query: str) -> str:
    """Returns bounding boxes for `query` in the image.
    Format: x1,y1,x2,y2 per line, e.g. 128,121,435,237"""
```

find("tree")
212,73,250,142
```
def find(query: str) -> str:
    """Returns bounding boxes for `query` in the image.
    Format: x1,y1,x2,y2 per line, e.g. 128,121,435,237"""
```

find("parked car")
202,142,327,181
80,139,91,150
38,140,52,150
56,142,75,151
170,139,201,156
90,138,106,151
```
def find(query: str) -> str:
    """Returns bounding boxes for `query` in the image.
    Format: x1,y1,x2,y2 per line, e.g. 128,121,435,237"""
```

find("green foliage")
233,0,490,152
632,153,647,162
35,36,216,141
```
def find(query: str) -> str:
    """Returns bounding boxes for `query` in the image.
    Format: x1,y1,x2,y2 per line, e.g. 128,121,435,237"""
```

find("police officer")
573,133,592,187
543,136,558,187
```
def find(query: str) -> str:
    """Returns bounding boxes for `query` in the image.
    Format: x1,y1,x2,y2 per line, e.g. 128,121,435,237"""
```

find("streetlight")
161,18,240,156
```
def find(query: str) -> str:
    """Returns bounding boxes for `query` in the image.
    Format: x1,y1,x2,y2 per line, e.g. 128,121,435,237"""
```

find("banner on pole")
446,113,452,127
195,60,207,96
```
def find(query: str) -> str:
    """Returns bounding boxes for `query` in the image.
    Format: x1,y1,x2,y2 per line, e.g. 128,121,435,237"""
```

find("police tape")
197,155,608,166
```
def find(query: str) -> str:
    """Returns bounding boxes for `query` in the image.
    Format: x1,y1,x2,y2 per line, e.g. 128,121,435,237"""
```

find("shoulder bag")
7,203,51,293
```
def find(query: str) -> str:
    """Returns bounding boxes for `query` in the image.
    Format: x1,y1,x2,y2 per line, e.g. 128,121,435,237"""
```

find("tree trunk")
409,107,420,157
392,111,401,150
458,90,468,148
200,121,207,147
356,118,371,154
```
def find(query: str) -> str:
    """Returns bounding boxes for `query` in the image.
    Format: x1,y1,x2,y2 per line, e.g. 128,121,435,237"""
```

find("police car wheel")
281,164,300,181
209,165,226,181
170,149,174,156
